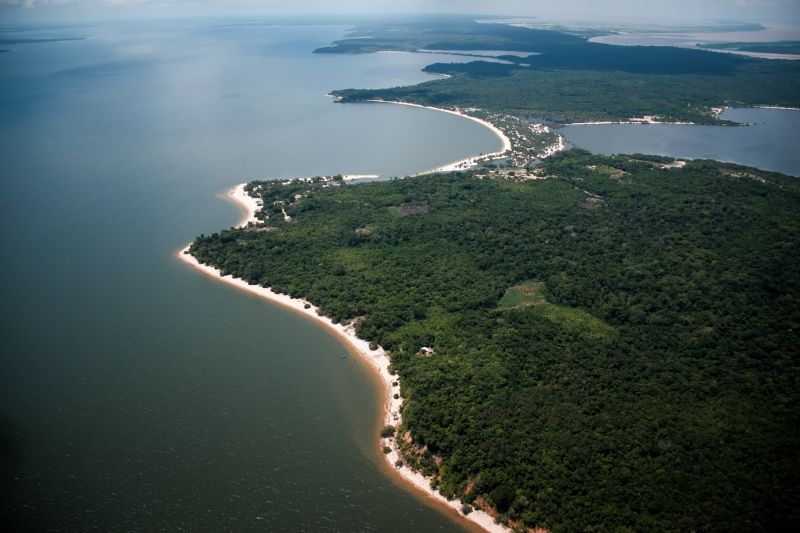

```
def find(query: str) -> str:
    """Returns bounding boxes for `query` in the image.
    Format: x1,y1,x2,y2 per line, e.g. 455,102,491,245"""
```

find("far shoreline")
561,105,800,126
179,183,509,533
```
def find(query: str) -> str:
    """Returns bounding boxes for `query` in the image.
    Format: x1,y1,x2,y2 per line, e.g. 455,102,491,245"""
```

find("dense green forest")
320,20,800,123
190,151,800,531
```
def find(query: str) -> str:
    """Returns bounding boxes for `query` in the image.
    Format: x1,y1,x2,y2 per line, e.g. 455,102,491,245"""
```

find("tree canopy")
191,151,800,531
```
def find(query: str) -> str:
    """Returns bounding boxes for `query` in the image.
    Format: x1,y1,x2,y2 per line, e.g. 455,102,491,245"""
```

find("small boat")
341,353,348,359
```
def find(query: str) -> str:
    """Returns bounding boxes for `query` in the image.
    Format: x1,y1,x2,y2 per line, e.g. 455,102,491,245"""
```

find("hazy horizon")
1,0,799,26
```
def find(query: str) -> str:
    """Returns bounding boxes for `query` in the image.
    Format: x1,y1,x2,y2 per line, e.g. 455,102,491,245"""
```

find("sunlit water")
560,107,800,176
0,20,503,532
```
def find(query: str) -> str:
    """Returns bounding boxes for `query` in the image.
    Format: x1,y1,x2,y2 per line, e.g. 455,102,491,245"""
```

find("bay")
559,107,800,176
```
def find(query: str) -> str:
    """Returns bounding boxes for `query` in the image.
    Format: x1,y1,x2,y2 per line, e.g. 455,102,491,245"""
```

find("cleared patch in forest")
498,280,615,340
497,280,548,309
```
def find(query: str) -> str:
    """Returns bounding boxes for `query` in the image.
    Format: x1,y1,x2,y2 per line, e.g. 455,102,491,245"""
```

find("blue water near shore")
0,20,502,532
560,107,800,176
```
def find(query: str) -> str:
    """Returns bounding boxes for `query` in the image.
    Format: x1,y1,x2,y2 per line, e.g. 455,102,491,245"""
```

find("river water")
2,18,796,533
0,20,501,532
560,107,800,176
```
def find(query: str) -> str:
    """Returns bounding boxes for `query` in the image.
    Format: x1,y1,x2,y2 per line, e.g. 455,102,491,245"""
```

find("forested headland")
321,19,800,124
190,151,800,531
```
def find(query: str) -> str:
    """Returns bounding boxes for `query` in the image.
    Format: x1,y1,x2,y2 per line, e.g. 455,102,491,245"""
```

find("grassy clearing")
535,304,616,341
498,280,548,309
499,280,615,340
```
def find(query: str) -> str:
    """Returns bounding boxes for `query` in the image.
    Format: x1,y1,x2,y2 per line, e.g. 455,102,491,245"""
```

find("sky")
1,0,798,24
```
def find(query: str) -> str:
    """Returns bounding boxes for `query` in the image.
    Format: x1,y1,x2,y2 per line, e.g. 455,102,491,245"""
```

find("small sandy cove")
178,184,508,533
225,183,261,226
364,100,512,174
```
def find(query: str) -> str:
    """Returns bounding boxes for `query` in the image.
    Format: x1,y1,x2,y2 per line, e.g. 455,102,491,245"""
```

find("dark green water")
0,20,502,531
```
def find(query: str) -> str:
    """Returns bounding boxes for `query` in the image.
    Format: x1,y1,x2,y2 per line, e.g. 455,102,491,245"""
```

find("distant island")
185,19,800,532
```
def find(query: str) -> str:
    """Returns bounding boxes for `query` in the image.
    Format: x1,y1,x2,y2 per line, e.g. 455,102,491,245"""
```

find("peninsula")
323,19,800,125
184,18,800,533
186,150,800,532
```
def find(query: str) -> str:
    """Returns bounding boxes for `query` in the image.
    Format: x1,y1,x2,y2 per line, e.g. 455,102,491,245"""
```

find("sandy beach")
363,99,512,174
755,105,800,111
180,184,508,533
564,118,696,125
226,183,262,226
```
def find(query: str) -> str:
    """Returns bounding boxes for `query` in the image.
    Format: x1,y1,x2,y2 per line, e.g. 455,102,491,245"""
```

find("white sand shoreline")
227,183,261,226
564,105,800,126
754,105,800,111
180,184,507,533
362,99,512,174
563,119,696,126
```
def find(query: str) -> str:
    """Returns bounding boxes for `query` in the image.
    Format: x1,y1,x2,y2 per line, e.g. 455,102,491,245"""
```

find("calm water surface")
0,20,502,532
560,107,800,176
588,26,800,60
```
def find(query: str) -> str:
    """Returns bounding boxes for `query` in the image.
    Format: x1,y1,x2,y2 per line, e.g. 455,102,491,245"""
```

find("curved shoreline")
563,105,800,126
181,184,508,533
563,119,697,126
362,99,512,174
226,183,261,226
